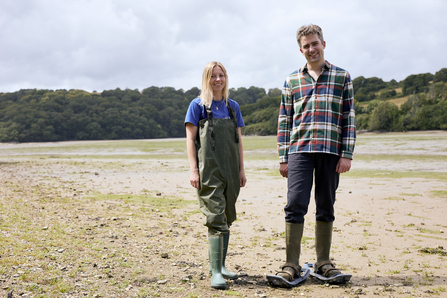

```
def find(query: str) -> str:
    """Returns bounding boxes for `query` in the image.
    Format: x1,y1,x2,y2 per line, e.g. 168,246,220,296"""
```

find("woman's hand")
239,171,247,187
190,169,200,189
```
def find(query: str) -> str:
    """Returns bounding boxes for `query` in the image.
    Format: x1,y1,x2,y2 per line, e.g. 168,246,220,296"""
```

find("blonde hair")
296,24,324,48
199,61,229,107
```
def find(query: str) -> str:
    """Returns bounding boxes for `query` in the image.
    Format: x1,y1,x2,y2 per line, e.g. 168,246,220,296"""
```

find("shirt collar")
301,60,331,73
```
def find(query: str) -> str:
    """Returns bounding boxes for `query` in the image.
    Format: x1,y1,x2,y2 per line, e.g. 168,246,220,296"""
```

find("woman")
185,61,246,289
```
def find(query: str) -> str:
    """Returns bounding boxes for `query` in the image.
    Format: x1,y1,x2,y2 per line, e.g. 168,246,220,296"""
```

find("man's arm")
277,79,293,164
340,72,356,160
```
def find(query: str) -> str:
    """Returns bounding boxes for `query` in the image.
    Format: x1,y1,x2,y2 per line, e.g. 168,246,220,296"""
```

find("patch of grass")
224,289,243,297
400,193,422,197
405,213,428,219
416,227,442,234
432,286,446,294
242,135,277,151
418,247,447,256
387,269,401,274
382,197,404,201
355,154,447,163
82,193,194,210
414,234,446,240
301,236,313,245
344,169,447,181
431,190,447,197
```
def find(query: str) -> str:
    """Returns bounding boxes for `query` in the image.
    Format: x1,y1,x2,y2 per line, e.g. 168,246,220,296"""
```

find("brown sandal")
276,262,301,281
316,260,341,277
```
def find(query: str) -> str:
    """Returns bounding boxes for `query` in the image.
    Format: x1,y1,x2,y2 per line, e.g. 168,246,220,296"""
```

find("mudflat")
1,131,446,297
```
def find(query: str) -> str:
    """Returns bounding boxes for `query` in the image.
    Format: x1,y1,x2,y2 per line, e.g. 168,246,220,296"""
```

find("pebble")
157,279,168,284
182,275,192,282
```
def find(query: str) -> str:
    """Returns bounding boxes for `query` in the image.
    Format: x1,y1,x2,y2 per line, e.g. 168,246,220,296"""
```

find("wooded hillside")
0,68,446,142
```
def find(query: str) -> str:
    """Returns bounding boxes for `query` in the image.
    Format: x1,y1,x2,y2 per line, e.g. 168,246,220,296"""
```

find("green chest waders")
195,102,240,236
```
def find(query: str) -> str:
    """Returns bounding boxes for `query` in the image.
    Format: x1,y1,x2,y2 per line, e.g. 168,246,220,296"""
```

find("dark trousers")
285,153,340,224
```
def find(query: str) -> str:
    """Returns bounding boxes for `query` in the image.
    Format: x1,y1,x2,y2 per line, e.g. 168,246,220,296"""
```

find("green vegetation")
0,68,446,142
355,68,447,132
83,193,194,210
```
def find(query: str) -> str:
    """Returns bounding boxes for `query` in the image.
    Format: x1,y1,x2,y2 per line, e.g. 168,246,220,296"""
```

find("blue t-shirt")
184,98,245,127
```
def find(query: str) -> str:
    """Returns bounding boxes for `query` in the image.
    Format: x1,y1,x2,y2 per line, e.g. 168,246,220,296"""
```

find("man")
273,24,356,286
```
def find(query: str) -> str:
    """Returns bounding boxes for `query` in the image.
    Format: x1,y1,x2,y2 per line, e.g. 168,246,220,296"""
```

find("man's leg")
314,154,340,276
280,153,314,280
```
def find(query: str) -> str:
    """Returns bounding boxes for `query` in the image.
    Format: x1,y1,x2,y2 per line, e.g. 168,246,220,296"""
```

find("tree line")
0,68,446,143
0,86,272,142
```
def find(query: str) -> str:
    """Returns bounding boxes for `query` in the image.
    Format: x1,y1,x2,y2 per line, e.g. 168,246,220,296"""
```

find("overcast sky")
1,0,446,94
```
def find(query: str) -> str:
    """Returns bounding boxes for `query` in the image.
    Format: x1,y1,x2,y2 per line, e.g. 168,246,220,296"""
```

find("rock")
161,253,169,258
181,275,192,282
157,279,168,284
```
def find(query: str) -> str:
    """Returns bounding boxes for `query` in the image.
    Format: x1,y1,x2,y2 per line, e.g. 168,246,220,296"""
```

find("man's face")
299,34,326,65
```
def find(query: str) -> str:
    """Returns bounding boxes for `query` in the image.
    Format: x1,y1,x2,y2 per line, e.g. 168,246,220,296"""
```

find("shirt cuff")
279,155,288,163
341,151,353,159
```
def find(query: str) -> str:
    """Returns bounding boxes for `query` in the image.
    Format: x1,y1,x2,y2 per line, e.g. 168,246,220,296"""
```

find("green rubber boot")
315,221,332,263
222,232,238,279
208,235,226,289
315,221,341,277
278,222,304,280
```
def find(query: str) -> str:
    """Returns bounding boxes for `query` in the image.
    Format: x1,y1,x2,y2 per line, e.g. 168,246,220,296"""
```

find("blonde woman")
185,61,246,289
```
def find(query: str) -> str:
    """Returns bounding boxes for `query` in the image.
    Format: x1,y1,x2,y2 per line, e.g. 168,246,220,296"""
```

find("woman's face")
209,66,226,94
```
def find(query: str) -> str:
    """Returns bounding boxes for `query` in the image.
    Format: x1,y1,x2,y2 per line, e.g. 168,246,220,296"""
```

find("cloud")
0,0,446,93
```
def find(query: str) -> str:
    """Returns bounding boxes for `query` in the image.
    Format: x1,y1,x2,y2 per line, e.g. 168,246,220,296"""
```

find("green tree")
402,73,433,95
369,102,400,131
434,68,447,83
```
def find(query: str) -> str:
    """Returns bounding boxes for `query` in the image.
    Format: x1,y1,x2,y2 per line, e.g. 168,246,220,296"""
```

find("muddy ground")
1,131,446,297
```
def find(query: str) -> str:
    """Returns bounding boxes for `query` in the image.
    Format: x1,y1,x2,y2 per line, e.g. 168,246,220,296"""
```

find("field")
1,131,446,297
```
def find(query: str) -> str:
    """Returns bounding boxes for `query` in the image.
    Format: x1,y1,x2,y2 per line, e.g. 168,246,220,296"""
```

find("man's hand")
336,157,351,173
279,162,288,178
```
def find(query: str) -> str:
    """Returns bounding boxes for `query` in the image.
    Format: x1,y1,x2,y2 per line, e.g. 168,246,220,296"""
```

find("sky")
1,0,446,94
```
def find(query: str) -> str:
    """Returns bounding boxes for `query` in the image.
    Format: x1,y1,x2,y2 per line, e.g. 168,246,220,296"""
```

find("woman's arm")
186,123,200,189
238,127,247,187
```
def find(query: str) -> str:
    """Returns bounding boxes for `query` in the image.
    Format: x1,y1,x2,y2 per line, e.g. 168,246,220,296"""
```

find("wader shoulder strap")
204,105,216,151
226,101,239,144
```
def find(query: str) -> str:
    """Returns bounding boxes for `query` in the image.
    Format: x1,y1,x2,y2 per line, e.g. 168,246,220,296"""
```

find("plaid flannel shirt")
277,61,356,163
